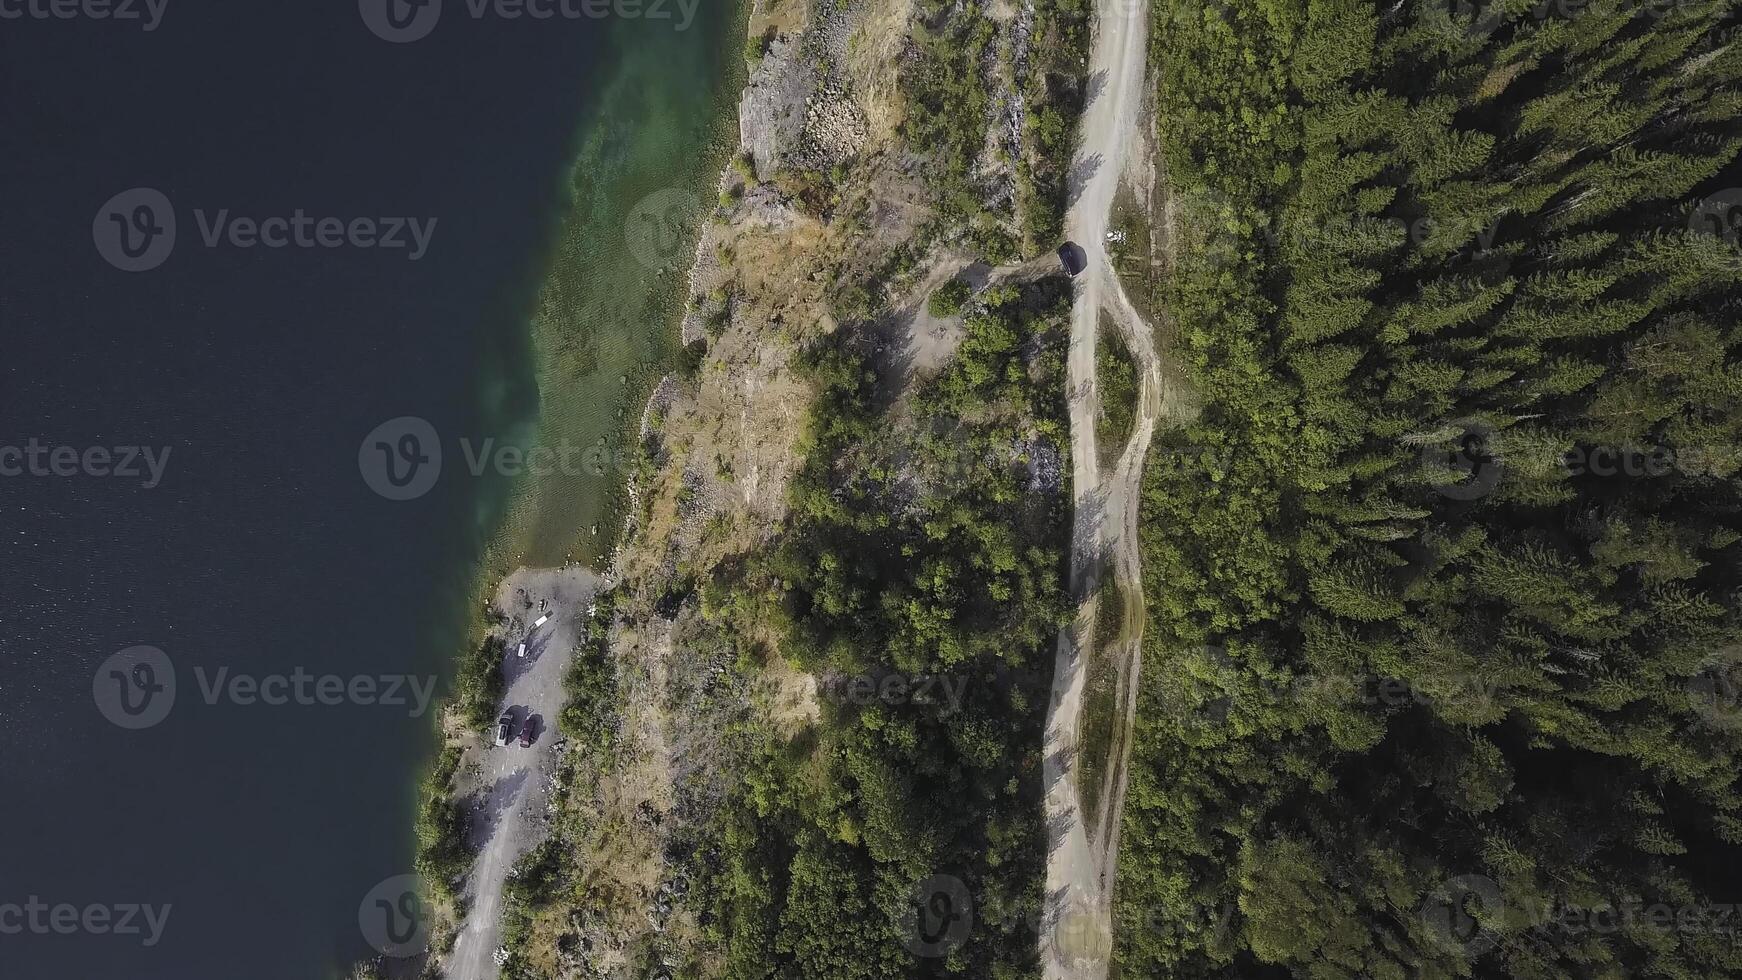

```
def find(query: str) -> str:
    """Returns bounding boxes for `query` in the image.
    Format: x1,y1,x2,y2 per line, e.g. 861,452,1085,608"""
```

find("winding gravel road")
1040,0,1157,976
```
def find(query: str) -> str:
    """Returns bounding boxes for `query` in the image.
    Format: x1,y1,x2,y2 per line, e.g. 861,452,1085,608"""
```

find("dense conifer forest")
513,2,1742,977
1120,0,1742,977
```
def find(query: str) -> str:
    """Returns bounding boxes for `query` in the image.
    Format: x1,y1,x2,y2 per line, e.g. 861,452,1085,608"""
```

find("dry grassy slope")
515,0,941,975
627,0,924,577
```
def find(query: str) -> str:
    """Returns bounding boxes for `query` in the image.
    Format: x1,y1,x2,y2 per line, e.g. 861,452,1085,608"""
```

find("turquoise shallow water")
488,6,748,572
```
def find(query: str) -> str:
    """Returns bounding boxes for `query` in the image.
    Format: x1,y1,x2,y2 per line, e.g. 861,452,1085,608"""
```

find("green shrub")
413,745,468,901
677,339,708,379
732,151,757,184
927,277,972,317
744,27,774,67
1094,328,1137,459
452,636,505,733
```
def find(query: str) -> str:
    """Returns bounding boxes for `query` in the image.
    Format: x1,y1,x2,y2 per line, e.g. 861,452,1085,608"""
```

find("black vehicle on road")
1057,241,1088,277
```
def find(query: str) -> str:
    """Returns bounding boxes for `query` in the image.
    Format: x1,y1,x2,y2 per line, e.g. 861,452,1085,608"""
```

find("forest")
476,3,1742,977
1118,0,1742,977
689,281,1076,978
903,0,1091,255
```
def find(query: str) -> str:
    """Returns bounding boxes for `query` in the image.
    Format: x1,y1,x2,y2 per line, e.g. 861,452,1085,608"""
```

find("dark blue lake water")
0,4,643,976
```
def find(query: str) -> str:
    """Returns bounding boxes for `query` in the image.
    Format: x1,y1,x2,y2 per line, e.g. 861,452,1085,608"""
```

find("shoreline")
395,0,1098,970
376,7,754,979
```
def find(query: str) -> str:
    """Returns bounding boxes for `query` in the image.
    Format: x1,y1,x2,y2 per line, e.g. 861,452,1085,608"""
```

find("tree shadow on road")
501,631,555,687
463,769,530,849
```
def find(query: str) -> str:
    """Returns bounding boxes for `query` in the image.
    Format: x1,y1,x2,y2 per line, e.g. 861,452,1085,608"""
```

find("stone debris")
797,83,869,169
738,2,870,177
1025,438,1064,494
639,375,679,441
738,35,811,180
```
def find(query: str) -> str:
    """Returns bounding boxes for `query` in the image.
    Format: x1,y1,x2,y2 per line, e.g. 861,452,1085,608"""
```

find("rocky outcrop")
799,83,869,168
738,2,872,178
738,36,812,180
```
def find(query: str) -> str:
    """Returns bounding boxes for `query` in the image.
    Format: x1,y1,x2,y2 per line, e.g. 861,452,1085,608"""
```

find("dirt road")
445,566,603,980
1041,0,1156,976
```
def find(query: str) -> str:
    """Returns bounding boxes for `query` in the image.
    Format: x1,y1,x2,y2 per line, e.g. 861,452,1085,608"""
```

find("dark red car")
518,717,537,748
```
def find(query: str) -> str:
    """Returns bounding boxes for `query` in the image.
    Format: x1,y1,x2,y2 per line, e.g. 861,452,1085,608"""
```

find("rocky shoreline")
398,6,772,980
435,0,934,973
